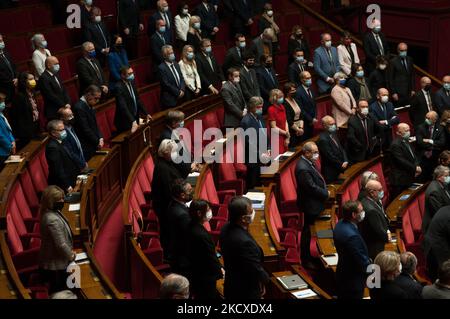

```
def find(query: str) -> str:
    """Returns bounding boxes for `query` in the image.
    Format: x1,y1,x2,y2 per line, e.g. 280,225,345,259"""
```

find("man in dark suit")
196,38,224,96
240,96,270,189
389,42,415,107
166,179,193,277
239,52,260,102
296,141,329,268
195,0,220,39
360,180,390,260
114,66,151,134
150,19,172,70
317,115,349,183
250,29,274,67
82,7,111,65
394,252,423,299
0,34,17,102
72,85,104,161
435,75,450,115
220,196,270,299
415,111,446,181
158,45,186,109
333,200,371,299
313,33,341,94
422,165,450,235
410,77,437,128
148,0,173,42
347,99,380,163
424,205,450,281
230,0,253,36
38,56,71,120
223,34,247,74
389,123,422,198
76,42,108,96
295,71,317,140
363,19,389,74
45,120,81,193
159,110,185,145
118,0,144,59
221,68,247,128
369,88,399,150
255,54,278,111
288,49,308,87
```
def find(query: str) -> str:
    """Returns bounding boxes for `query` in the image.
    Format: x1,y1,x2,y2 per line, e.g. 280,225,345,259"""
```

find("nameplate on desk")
291,289,317,299
69,203,81,211
399,194,410,201
320,253,338,266
408,183,423,190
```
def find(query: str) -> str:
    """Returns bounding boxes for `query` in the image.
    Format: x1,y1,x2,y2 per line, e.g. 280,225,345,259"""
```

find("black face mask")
53,201,64,211
265,63,273,68
424,84,432,92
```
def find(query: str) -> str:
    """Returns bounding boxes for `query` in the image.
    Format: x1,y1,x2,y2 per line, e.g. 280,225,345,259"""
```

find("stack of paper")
320,253,339,266
245,192,266,209
291,289,317,299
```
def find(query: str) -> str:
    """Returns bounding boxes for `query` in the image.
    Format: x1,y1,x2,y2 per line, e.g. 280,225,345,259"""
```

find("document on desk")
68,203,81,211
245,192,266,209
320,253,339,266
274,151,295,161
291,289,317,299
75,252,89,263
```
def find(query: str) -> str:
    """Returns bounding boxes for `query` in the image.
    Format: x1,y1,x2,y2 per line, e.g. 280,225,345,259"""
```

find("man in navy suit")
362,19,389,74
151,19,172,70
158,45,186,110
369,88,399,150
287,48,308,87
230,0,254,36
148,0,173,42
295,71,317,140
255,54,278,111
313,33,341,94
435,75,450,115
389,42,415,107
296,141,329,269
0,34,17,102
334,200,371,299
195,0,220,39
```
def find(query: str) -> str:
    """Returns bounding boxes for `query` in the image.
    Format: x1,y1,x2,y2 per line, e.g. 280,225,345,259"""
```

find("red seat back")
6,214,24,255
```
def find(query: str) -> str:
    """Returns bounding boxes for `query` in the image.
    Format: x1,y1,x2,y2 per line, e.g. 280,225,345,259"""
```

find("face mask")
52,64,60,74
378,64,387,70
324,40,332,48
444,83,450,91
328,124,337,133
402,131,410,140
373,26,381,33
159,26,166,33
296,56,305,63
381,95,389,103
399,51,407,58
115,43,123,49
444,176,450,185
179,121,184,128
85,0,93,5
425,118,433,126
265,62,273,68
424,84,432,92
377,190,384,200
168,53,176,62
53,201,64,211
277,98,284,105
233,77,240,84
205,210,213,222
0,42,5,50
312,153,319,161
28,79,37,89
60,129,67,141
182,9,189,15
205,46,212,54
356,210,365,222
296,33,303,38
88,50,96,58
339,79,347,86
356,70,365,78
305,79,312,87
267,10,273,16
239,41,246,49
162,6,169,13
255,108,263,116
170,151,178,161
0,102,5,112
244,209,256,224
193,22,201,30
186,52,194,60
41,40,48,49
95,16,101,23
127,73,135,81
361,108,369,116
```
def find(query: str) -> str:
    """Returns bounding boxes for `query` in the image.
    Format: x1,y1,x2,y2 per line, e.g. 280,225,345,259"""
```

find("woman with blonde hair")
186,16,202,51
370,251,408,299
179,45,201,101
267,88,290,156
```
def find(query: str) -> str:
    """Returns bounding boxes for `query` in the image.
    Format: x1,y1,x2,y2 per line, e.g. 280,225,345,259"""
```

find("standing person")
196,38,224,96
107,35,129,92
82,6,111,65
39,185,76,294
313,33,341,94
118,0,144,60
79,0,93,28
284,82,304,147
220,196,270,299
295,71,317,140
422,260,450,299
221,68,247,128
288,49,309,87
331,71,357,135
389,42,415,107
296,142,329,269
31,33,51,79
369,88,399,150
148,0,173,42
186,16,203,52
363,19,389,75
368,56,389,99
230,0,254,36
288,26,310,65
239,53,260,101
370,251,408,299
435,75,450,116
258,4,280,61
0,92,15,165
346,63,372,103
333,200,371,299
222,34,247,73
76,42,108,96
187,200,223,300
151,20,172,74
255,54,278,110
267,89,289,156
174,2,191,49
178,45,201,101
337,32,360,77
195,0,220,40
394,252,424,299
158,45,186,110
410,77,437,128
0,34,17,102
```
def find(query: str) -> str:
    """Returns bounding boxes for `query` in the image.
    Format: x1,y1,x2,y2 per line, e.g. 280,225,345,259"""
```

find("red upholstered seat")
200,169,235,213
285,247,300,264
202,111,220,130
96,111,112,143
218,146,245,195
6,36,31,62
215,108,224,128
213,45,227,65
143,238,169,272
279,160,300,215
275,54,289,75
132,59,153,87
29,157,47,194
20,170,40,214
407,201,423,240
65,79,79,102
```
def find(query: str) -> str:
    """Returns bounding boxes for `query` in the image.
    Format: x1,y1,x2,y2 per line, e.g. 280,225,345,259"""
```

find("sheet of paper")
75,252,88,262
69,203,81,211
245,192,266,200
291,289,317,299
188,172,200,177
320,253,339,266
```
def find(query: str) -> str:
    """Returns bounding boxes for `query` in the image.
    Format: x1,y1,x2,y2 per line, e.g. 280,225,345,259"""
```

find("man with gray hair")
251,28,274,67
422,165,450,234
358,170,379,200
394,252,423,299
150,19,171,70
158,45,186,109
313,33,341,94
160,273,190,299
76,41,108,96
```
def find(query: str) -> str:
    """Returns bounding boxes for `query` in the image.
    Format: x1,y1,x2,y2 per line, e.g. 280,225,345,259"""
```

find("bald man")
363,19,389,74
410,76,437,127
434,75,450,115
38,56,71,120
389,123,421,198
369,88,399,149
360,180,390,259
389,42,415,107
415,111,445,181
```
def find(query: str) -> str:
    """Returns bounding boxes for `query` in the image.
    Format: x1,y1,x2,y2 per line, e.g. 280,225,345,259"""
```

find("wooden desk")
385,183,428,223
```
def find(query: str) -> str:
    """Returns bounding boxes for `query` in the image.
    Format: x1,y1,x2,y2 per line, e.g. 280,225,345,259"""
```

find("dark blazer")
118,0,141,34
422,180,450,235
221,81,246,127
288,37,310,64
369,100,399,147
230,0,253,31
107,49,129,86
166,200,191,274
295,84,316,126
424,206,450,268
295,156,329,219
150,32,171,66
10,91,39,147
63,125,86,170
370,280,408,300
222,47,244,74
287,62,308,87
220,222,270,299
250,37,273,66
114,80,148,133
0,49,17,99
45,138,80,191
347,77,372,102
360,197,390,259
195,2,219,36
409,90,437,127
82,21,111,54
368,69,389,99
389,55,415,104
394,272,423,299
347,113,380,163
158,62,186,109
415,123,445,159
72,98,102,161
158,126,191,178
435,87,450,115
317,131,348,183
196,52,224,93
389,137,420,187
333,219,371,299
240,112,268,166
148,10,173,42
255,66,278,103
186,32,203,52
76,57,107,95
362,31,389,73
38,70,71,120
239,65,260,101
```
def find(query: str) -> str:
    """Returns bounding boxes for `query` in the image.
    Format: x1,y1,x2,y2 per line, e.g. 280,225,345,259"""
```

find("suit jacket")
72,99,102,161
347,77,372,102
220,222,270,299
255,66,279,103
369,100,399,131
166,200,191,273
295,84,316,125
422,180,450,235
435,87,450,115
415,123,445,159
230,0,253,29
150,31,171,66
39,209,73,271
295,156,329,219
422,282,450,299
148,10,173,42
114,80,148,133
196,52,224,92
118,0,141,33
195,2,219,36
337,43,360,76
317,131,348,183
158,62,186,109
82,21,111,53
221,81,246,127
347,113,380,163
389,56,415,101
333,219,370,299
240,112,268,166
0,50,17,86
389,137,420,187
410,90,437,127
424,206,450,271
331,85,357,128
394,272,423,299
10,91,39,145
76,57,107,95
360,197,389,259
0,114,14,157
287,62,308,87
287,37,310,64
368,68,389,99
63,125,86,170
251,37,273,66
38,70,71,120
222,47,244,74
370,280,408,300
45,138,80,191
363,31,389,72
239,65,260,101
313,46,341,93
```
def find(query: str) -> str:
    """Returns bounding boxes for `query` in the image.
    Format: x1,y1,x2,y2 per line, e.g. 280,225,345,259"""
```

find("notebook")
276,274,308,290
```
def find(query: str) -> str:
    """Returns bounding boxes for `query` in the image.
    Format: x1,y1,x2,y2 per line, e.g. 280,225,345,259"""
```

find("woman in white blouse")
337,31,360,77
174,2,191,49
179,45,201,101
31,33,51,79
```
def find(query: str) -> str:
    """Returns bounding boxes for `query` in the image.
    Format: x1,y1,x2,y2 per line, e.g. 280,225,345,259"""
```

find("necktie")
160,33,166,45
427,91,432,111
375,34,384,55
89,59,102,82
330,134,339,148
347,46,355,64
0,53,13,77
380,103,387,119
299,63,304,73
307,88,312,99
68,126,85,162
361,117,369,148
53,75,61,89
266,68,275,86
127,82,137,114
402,58,408,71
312,162,326,186
237,48,241,58
206,54,214,70
163,13,170,28
327,49,336,74
170,64,180,87
96,24,108,48
403,140,415,159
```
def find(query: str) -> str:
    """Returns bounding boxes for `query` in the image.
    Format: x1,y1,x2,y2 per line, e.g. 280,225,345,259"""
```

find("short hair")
439,150,450,164
40,185,65,216
358,98,369,106
155,19,165,27
260,54,272,65
320,32,331,41
360,171,379,189
283,82,297,96
234,33,245,41
82,41,93,51
269,89,282,104
374,251,401,281
433,165,450,180
158,139,176,157
248,96,263,110
376,55,388,65
333,71,347,81
165,110,184,126
47,119,62,133
400,252,417,275
90,6,101,16
171,179,190,198
161,44,173,55
300,71,310,80
293,48,304,55
189,15,201,26
302,141,316,153
438,259,450,285
160,274,189,299
189,199,210,224
228,196,252,223
242,51,256,61
227,67,239,78
84,85,101,96
200,38,211,47
342,200,360,219
119,65,131,75
57,107,70,120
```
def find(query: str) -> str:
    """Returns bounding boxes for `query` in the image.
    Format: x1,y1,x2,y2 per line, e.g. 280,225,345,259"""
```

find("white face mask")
205,210,213,222
361,108,369,116
244,209,256,224
312,153,319,161
233,77,240,84
381,95,389,103
378,64,387,70
356,210,365,222
324,40,332,48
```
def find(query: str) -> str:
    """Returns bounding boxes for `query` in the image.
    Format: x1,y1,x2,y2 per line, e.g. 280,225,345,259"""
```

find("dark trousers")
300,213,317,262
40,268,69,294
191,278,220,300
246,164,260,190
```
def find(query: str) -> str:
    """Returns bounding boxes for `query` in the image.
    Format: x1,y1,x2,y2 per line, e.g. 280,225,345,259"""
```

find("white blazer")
179,60,201,92
337,43,360,76
174,14,191,41
32,48,51,78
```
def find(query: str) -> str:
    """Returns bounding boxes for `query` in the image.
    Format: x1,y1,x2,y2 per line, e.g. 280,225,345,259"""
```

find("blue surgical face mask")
41,40,48,48
194,22,201,30
127,73,135,81
373,26,381,33
52,64,60,74
444,83,450,91
239,41,246,49
0,42,5,51
445,176,450,185
0,102,5,112
255,108,263,116
378,190,384,200
305,79,312,87
60,129,67,141
296,56,305,63
328,124,337,133
88,50,96,58
205,46,212,54
399,51,407,58
168,53,176,62
186,52,194,60
339,79,347,86
403,131,411,140
159,26,166,33
356,70,364,78
277,98,284,105
179,121,184,128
